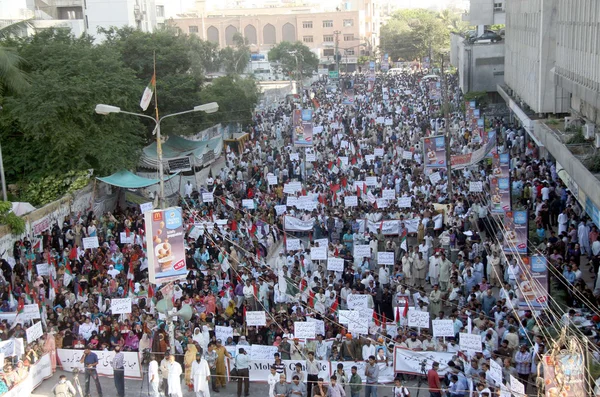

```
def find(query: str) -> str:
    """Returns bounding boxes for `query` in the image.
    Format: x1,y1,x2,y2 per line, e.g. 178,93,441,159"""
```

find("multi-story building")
171,0,379,71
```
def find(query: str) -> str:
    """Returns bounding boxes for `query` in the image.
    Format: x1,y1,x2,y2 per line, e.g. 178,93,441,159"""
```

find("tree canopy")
0,27,259,198
268,41,319,79
380,8,469,62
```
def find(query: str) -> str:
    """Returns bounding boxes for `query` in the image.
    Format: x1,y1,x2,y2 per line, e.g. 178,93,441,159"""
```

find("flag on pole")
140,73,156,111
403,297,409,317
400,229,408,251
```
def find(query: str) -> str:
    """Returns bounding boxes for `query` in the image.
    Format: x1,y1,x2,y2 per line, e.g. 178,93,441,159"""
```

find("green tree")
200,75,259,127
0,201,25,234
219,33,251,75
0,21,31,97
268,41,318,79
381,8,459,62
0,29,145,181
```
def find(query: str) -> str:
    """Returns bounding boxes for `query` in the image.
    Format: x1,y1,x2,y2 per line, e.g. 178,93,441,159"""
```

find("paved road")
32,369,428,397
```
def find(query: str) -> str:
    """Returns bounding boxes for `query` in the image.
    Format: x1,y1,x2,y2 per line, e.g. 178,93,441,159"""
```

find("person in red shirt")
427,361,442,397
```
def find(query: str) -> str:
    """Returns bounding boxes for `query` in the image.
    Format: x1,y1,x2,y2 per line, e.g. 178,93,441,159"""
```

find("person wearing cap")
52,374,77,397
235,348,250,397
192,350,211,397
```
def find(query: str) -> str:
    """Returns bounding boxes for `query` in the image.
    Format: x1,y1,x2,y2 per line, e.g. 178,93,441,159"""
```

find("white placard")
377,252,394,265
344,196,358,207
246,311,267,326
119,232,133,244
366,176,377,186
314,238,329,248
339,157,348,167
242,199,255,209
286,238,301,251
384,118,393,126
305,317,325,336
382,189,396,200
290,153,300,161
376,198,388,208
294,321,316,339
140,202,153,214
215,325,234,342
432,319,454,337
398,197,412,208
339,310,360,324
202,192,214,203
82,237,99,250
458,333,482,352
250,345,279,360
469,181,483,192
26,321,43,343
346,294,369,309
340,140,349,149
353,244,371,258
327,257,344,272
348,319,368,335
489,359,503,385
286,196,298,207
306,153,316,162
268,175,278,185
376,117,385,124
510,375,525,396
22,304,41,321
111,298,132,314
429,172,442,185
365,155,375,163
0,340,15,357
402,150,413,160
407,310,430,328
374,148,384,157
36,263,49,276
313,126,324,134
275,205,287,215
310,246,327,260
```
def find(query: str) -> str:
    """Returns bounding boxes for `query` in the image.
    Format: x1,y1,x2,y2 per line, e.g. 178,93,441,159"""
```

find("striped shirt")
112,352,125,370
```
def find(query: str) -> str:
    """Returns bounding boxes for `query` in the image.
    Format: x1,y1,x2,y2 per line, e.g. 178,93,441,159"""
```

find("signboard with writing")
36,263,49,277
286,238,301,251
407,310,430,328
353,245,371,258
294,322,316,339
26,321,43,343
111,298,132,314
215,326,234,342
82,237,99,250
22,304,41,321
377,252,394,265
202,193,214,203
346,294,369,309
246,311,267,326
310,246,327,261
432,319,454,337
458,333,482,352
327,257,344,272
344,196,358,207
167,156,192,172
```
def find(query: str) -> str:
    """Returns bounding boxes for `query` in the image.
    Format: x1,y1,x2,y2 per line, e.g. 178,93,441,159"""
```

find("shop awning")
96,170,179,189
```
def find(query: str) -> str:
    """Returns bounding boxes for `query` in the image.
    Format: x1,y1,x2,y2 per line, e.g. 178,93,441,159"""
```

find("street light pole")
0,105,6,201
441,54,453,201
95,102,219,208
334,30,341,77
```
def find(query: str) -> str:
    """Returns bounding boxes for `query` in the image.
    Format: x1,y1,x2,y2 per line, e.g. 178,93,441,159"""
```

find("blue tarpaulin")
96,170,178,189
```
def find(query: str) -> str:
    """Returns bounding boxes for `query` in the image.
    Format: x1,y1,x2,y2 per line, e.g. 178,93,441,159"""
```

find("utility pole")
334,30,341,79
0,106,6,202
441,54,453,201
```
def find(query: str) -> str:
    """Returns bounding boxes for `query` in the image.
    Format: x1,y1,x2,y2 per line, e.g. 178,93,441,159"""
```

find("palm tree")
0,20,32,96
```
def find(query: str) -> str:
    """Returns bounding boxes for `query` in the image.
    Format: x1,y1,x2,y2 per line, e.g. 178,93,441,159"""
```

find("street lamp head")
95,104,121,115
194,102,219,114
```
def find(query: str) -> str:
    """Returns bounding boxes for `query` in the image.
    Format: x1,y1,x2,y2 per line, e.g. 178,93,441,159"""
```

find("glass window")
156,5,165,17
189,26,199,33
343,34,354,41
323,35,334,42
343,19,353,27
345,48,355,55
323,49,334,56
323,20,333,28
303,36,313,43
302,21,313,29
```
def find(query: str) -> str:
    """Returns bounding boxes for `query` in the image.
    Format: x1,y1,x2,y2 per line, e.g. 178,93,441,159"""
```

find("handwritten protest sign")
275,205,287,215
119,232,133,244
510,375,525,396
314,238,329,248
215,326,234,342
382,189,396,200
397,197,412,208
267,175,278,185
36,263,49,277
250,345,278,360
429,172,442,185
310,246,327,260
246,311,266,326
348,320,368,335
459,333,482,352
346,294,369,309
305,317,325,335
407,310,430,328
469,181,483,192
344,196,358,207
306,153,316,162
294,322,316,339
366,176,378,186
290,153,300,161
82,237,99,250
286,238,301,251
26,321,43,343
489,359,503,384
377,252,394,265
140,202,153,214
111,298,132,314
353,245,371,258
374,148,384,157
22,304,41,321
432,319,454,337
339,310,360,324
402,151,413,160
242,199,255,209
327,257,344,272
202,193,214,203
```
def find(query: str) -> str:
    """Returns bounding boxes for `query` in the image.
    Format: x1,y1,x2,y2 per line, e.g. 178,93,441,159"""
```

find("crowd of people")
0,66,598,397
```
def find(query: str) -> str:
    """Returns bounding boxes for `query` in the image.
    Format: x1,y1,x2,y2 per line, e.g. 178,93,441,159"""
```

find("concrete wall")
466,0,494,25
504,0,569,114
86,0,157,42
451,33,504,94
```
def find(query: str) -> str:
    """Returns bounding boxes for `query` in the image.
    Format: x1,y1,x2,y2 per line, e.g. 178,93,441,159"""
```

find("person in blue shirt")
563,264,576,285
80,346,103,397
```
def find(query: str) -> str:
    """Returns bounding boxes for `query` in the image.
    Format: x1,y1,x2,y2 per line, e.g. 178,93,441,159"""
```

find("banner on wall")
249,360,330,383
503,211,528,254
283,216,314,231
57,349,142,379
393,348,454,375
4,354,52,397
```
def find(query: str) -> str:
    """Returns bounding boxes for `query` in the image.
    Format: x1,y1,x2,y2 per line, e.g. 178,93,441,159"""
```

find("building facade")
172,0,379,70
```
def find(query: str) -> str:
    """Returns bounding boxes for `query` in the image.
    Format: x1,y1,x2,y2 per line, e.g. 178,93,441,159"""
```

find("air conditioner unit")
585,123,595,139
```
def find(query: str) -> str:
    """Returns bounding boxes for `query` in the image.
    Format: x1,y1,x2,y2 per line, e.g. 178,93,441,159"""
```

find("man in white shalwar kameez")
167,354,183,397
192,352,211,397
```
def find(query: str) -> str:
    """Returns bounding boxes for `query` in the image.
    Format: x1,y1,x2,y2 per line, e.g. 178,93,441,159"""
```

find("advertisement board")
518,256,548,309
144,207,187,284
503,211,528,254
423,135,446,168
542,353,585,397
